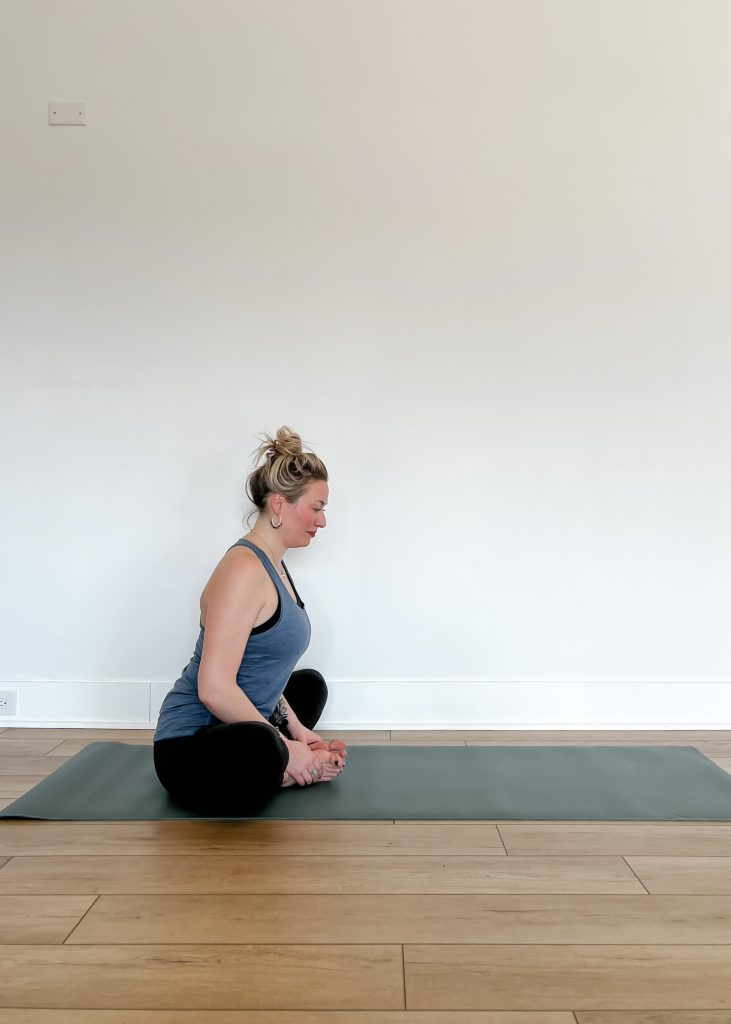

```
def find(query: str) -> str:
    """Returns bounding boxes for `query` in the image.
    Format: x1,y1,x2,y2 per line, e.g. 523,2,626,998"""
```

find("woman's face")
282,480,329,546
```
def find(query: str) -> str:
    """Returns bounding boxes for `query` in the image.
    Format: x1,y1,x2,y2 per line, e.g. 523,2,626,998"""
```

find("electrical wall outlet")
0,691,17,715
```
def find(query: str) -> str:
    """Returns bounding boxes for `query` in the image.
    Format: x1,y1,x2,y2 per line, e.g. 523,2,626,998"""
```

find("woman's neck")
246,519,288,568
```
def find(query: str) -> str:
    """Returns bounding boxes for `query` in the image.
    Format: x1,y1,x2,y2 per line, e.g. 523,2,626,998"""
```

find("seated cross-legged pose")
153,426,347,815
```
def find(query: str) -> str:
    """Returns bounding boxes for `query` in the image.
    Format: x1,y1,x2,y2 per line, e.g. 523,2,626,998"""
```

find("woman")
154,426,347,815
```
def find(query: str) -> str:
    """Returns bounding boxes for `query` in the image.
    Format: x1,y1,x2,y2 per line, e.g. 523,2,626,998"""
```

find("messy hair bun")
251,425,305,465
245,426,328,513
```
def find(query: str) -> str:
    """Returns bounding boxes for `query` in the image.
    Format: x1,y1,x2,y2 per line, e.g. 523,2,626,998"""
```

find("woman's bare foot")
307,738,347,765
313,756,343,783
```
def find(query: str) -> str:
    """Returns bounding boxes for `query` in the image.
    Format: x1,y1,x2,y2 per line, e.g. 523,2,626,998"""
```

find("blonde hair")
245,426,328,516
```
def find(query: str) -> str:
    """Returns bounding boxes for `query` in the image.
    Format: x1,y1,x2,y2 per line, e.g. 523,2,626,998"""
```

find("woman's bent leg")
282,669,328,731
154,721,288,815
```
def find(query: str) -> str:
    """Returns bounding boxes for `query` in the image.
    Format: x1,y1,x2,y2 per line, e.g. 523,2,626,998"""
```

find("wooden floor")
1,728,731,1022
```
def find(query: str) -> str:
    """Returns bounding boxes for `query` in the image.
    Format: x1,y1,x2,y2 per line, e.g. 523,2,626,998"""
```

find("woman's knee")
284,670,327,708
282,670,327,731
206,720,288,768
308,669,328,704
287,668,327,700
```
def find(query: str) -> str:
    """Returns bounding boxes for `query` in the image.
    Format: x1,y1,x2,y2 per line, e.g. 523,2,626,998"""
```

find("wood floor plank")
390,732,467,745
0,895,95,943
499,823,731,856
0,757,69,777
626,857,731,893
318,731,392,743
0,800,12,812
395,820,500,825
0,944,404,1010
0,738,69,756
0,776,46,798
0,854,645,895
66,892,731,945
0,730,155,740
577,1014,731,1023
0,1012,576,1023
459,731,731,746
404,944,731,1010
691,744,731,758
0,821,505,857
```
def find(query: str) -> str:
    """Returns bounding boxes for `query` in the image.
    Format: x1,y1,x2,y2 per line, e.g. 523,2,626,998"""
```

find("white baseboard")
1,678,731,730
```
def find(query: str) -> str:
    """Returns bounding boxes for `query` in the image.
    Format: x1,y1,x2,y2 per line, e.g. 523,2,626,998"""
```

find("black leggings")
153,669,328,815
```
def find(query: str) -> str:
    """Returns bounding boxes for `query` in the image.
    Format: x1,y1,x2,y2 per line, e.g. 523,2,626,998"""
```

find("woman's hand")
288,725,347,769
282,738,329,786
286,723,323,746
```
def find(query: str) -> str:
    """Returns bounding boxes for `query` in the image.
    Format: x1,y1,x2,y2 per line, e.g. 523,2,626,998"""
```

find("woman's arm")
197,553,273,724
280,695,302,732
200,679,274,727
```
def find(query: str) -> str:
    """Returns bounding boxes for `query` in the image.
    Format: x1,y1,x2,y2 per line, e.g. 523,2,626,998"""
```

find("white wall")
1,0,730,727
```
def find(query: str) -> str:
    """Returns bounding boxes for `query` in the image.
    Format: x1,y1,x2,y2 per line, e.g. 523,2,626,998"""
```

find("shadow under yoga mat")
2,742,731,821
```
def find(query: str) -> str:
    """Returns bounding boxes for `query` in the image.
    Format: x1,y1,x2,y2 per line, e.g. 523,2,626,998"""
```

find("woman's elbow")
197,675,226,714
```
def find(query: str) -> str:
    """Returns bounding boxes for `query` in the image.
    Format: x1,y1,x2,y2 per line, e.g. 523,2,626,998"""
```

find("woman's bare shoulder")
200,544,268,620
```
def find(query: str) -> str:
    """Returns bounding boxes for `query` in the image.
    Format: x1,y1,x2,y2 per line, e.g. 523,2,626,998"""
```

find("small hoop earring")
270,514,283,530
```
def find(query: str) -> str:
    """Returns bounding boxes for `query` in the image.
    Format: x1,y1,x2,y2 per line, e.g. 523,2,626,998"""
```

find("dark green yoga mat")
3,742,731,821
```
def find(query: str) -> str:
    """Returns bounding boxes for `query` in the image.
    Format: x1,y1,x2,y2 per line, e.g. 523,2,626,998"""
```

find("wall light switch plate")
49,101,86,126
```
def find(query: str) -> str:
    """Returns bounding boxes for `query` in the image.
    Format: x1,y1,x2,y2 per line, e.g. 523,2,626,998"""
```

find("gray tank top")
154,539,312,741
